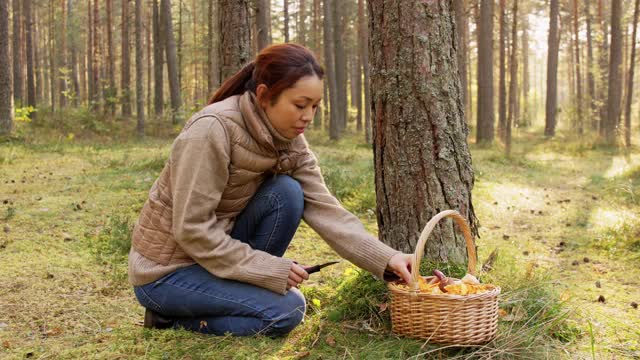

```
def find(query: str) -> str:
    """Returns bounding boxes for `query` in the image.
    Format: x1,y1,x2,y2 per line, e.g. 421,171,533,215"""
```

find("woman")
128,43,412,337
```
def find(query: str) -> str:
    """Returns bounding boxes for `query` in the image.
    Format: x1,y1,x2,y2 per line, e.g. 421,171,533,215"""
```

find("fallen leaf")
295,351,310,359
378,303,388,313
2,340,10,349
325,335,336,347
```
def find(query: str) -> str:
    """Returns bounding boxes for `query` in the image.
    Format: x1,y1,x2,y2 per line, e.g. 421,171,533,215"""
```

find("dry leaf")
2,340,10,349
378,303,388,313
295,351,311,359
325,335,336,347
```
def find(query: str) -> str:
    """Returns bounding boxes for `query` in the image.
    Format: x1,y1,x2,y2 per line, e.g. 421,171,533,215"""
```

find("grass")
1,120,639,359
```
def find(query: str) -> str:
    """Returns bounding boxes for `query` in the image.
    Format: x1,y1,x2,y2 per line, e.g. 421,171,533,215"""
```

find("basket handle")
410,210,477,291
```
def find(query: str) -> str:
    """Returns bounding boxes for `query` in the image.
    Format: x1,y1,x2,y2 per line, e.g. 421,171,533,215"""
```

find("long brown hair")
208,43,324,105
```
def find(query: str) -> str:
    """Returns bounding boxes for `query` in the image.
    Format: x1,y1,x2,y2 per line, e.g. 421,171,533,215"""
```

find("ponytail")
207,61,256,105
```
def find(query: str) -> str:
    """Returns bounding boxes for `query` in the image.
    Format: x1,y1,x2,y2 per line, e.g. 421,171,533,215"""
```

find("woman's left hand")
386,253,413,284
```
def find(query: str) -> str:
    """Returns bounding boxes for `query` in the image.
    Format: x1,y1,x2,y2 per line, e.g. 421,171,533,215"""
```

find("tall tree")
122,0,132,116
284,0,289,42
605,0,622,144
106,0,116,114
506,0,517,156
586,0,597,130
218,0,250,82
476,0,494,143
58,0,67,108
598,0,609,134
333,0,347,132
91,0,100,109
624,0,639,146
453,0,469,124
12,0,22,106
161,0,182,123
0,0,13,135
299,0,306,45
358,0,371,143
24,0,35,108
152,0,163,115
49,0,57,110
323,0,339,140
255,0,270,51
86,0,93,108
135,0,144,135
521,10,529,127
545,0,560,137
369,0,477,258
498,0,506,140
573,0,583,134
67,0,79,106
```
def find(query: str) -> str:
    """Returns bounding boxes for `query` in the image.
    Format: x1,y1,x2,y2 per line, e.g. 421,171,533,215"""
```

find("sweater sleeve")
170,116,292,295
290,139,401,280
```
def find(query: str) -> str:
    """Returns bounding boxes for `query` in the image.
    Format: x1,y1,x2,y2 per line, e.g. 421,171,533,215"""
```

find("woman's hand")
287,262,309,289
386,253,413,284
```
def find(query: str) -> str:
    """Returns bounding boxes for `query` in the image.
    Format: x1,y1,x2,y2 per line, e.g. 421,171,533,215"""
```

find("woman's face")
257,75,323,139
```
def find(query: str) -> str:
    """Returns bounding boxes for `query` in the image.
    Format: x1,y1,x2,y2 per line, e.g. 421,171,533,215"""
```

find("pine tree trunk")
0,0,13,135
605,0,622,144
624,0,639,147
598,0,609,135
545,0,560,137
23,0,35,108
506,0,517,156
586,0,597,130
283,0,289,43
477,0,494,143
49,0,57,110
122,0,132,116
453,0,468,125
207,0,215,94
92,0,100,110
135,0,144,135
34,4,42,104
66,0,78,106
323,0,339,140
255,0,270,51
369,0,477,259
86,1,92,108
177,0,182,91
106,0,116,115
522,11,529,127
498,0,506,141
333,0,346,132
573,0,583,134
218,0,250,82
146,9,151,112
299,0,306,45
153,0,163,115
12,0,22,107
161,0,182,123
313,0,320,54
58,0,67,109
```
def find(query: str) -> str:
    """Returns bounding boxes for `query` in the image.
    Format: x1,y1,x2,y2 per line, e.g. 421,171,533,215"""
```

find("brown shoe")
143,308,174,329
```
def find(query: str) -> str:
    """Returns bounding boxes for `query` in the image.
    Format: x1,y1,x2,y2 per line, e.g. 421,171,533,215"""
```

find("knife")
294,260,340,274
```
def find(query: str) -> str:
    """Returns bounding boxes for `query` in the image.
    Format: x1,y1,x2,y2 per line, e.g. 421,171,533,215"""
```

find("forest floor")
0,120,639,359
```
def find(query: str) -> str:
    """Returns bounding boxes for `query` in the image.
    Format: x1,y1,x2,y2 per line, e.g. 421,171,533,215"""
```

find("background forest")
1,0,640,359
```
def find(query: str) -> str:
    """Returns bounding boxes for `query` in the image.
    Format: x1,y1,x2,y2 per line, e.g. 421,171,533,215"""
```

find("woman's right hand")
287,262,309,289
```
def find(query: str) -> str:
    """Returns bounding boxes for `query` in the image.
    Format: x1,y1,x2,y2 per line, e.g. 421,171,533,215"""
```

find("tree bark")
299,0,306,45
598,0,609,135
333,0,346,132
86,0,92,108
358,0,371,143
122,0,132,116
218,0,250,83
12,0,22,107
153,0,163,115
24,0,35,108
573,0,583,134
323,0,339,140
369,0,477,259
92,0,100,110
624,0,639,146
453,0,468,125
284,0,289,43
545,0,560,137
0,0,13,135
605,0,622,144
506,0,517,156
255,0,270,51
49,0,57,110
161,0,182,123
498,0,506,141
521,10,529,127
586,0,597,130
106,0,116,114
476,0,494,143
58,0,67,108
135,0,144,135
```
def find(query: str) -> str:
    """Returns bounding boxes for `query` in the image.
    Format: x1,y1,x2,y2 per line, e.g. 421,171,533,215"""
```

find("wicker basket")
388,210,501,345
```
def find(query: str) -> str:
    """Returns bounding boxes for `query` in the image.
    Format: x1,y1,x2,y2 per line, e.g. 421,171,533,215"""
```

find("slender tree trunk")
369,0,477,258
161,0,182,123
573,0,583,134
0,0,13,135
284,0,289,43
255,0,270,51
477,0,494,143
23,0,35,108
207,0,215,95
177,0,182,91
498,0,506,141
323,0,339,140
146,8,151,113
453,0,468,125
58,0,67,108
624,0,639,146
313,0,320,54
12,0,22,107
521,11,529,127
49,0,57,110
545,0,560,137
106,0,115,114
86,0,92,108
605,0,622,144
586,0,597,130
135,0,144,135
358,0,371,143
598,0,609,135
34,4,42,104
153,0,163,115
121,0,132,116
92,0,100,109
334,0,347,132
506,0,517,156
299,0,306,45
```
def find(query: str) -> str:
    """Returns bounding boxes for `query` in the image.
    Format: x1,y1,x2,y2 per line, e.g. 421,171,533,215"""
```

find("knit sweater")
128,91,400,295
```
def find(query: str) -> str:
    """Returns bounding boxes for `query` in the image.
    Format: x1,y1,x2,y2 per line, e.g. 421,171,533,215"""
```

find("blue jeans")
133,175,306,337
